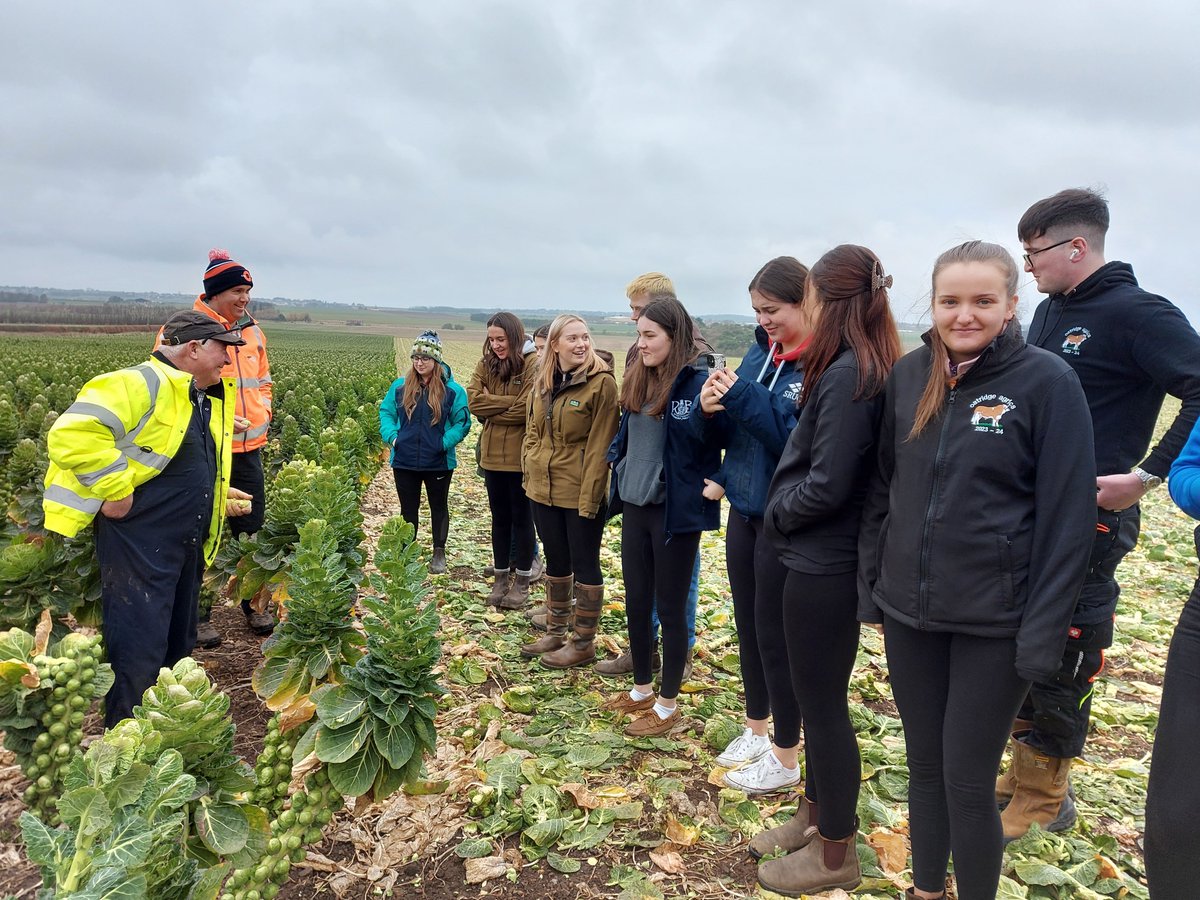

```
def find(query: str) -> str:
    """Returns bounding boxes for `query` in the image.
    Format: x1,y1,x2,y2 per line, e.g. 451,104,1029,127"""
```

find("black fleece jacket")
765,348,883,575
857,325,1097,684
1028,261,1200,478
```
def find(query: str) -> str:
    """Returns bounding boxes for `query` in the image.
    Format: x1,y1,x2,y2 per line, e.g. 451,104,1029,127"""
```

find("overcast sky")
3,2,1198,324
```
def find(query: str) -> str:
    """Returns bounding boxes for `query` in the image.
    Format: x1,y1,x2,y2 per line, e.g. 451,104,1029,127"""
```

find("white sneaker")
715,727,772,767
723,750,801,795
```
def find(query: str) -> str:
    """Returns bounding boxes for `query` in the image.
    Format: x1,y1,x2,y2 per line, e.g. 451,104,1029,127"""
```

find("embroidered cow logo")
968,394,1017,434
670,398,693,420
1061,327,1091,355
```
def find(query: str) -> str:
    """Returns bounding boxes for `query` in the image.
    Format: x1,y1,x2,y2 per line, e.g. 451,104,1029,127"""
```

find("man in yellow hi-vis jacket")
44,310,252,726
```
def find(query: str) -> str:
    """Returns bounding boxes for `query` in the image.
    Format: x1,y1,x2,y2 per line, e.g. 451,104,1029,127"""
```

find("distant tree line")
0,298,286,326
695,319,757,355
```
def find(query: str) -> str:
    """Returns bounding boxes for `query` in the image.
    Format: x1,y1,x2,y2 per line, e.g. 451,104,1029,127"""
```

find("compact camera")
704,352,727,372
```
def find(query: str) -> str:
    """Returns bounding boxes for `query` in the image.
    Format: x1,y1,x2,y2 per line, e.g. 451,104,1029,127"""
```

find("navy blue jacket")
686,327,804,518
379,364,471,471
608,363,722,538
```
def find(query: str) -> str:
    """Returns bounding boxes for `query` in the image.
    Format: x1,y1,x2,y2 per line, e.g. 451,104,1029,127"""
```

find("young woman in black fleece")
858,241,1096,900
755,245,901,897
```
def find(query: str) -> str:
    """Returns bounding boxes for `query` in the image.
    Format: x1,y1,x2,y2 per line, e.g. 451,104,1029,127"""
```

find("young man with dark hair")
999,188,1200,841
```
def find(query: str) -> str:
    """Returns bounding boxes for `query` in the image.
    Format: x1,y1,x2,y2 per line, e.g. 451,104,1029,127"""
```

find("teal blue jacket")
379,364,470,470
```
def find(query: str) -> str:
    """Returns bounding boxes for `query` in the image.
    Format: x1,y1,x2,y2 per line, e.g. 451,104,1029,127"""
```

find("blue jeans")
651,549,700,650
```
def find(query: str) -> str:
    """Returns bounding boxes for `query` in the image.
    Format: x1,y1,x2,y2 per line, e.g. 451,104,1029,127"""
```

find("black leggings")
530,501,606,584
781,569,860,839
229,448,266,537
884,616,1029,900
392,468,453,548
725,514,801,747
482,469,534,571
621,502,700,700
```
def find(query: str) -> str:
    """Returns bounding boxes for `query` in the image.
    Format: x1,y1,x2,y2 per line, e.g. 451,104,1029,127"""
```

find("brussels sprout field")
0,328,1187,899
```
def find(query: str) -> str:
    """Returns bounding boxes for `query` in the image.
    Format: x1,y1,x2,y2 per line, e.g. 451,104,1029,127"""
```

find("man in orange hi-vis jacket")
155,249,274,645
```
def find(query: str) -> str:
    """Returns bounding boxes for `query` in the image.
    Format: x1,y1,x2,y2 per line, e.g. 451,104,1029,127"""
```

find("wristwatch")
1131,466,1164,491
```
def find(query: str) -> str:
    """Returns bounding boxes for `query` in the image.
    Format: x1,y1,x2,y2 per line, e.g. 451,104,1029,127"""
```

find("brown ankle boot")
756,827,861,896
521,575,573,657
525,603,547,623
995,718,1034,806
748,794,818,859
498,571,532,610
541,582,602,669
485,569,511,606
1001,740,1076,842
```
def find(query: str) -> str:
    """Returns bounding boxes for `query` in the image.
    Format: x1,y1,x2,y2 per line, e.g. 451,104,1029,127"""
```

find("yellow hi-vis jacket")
42,356,237,565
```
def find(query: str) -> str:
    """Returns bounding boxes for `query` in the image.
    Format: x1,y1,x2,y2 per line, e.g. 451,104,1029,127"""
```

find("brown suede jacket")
467,351,536,473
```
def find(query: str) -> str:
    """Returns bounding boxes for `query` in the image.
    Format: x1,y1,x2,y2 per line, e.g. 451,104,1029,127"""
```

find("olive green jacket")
467,352,536,473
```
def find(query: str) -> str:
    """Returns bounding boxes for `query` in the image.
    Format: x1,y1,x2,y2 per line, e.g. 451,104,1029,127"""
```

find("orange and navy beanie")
204,248,253,298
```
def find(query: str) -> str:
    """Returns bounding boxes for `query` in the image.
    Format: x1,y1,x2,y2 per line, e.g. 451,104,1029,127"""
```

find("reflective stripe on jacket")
154,297,273,452
43,357,236,564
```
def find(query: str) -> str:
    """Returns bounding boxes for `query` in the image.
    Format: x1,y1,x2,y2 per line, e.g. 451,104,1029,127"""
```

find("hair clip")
871,271,893,292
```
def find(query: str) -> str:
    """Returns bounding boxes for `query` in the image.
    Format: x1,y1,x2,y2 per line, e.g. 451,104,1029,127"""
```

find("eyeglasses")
412,355,434,362
1022,237,1075,266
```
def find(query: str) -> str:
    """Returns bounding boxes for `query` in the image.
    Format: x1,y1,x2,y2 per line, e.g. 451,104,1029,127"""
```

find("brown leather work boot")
749,794,818,860
521,575,573,657
756,827,861,896
541,582,602,669
996,718,1034,806
485,569,511,606
498,571,532,610
1001,739,1076,843
596,647,662,677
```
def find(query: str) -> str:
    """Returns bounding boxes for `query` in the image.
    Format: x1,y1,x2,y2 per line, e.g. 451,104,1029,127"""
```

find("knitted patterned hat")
411,330,443,362
203,248,253,298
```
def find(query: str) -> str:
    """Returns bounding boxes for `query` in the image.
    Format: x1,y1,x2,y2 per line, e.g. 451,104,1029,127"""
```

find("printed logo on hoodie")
783,380,803,403
969,394,1016,434
1061,327,1091,356
670,398,693,420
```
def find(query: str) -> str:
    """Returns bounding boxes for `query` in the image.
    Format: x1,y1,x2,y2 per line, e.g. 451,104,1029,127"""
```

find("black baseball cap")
161,310,247,346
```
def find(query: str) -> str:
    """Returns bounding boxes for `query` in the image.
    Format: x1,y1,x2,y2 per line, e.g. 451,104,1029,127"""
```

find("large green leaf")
371,716,415,769
194,799,250,856
19,810,62,867
228,803,271,869
90,813,153,871
315,716,372,764
328,743,381,797
58,785,111,837
523,817,569,848
187,862,231,900
252,654,300,702
82,867,149,900
315,683,367,728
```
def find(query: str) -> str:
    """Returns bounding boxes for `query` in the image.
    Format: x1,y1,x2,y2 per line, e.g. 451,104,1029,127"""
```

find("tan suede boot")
520,575,572,657
485,569,511,606
1001,739,1076,843
749,794,818,859
541,582,602,669
498,571,532,610
756,827,861,896
995,718,1034,805
525,603,547,624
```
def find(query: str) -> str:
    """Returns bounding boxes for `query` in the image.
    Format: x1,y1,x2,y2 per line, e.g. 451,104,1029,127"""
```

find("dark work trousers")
1019,505,1138,757
725,514,801,747
228,448,266,617
782,569,861,840
392,468,453,548
97,389,215,727
621,502,700,699
482,469,535,571
1145,525,1200,900
228,448,265,537
530,501,605,584
884,616,1030,900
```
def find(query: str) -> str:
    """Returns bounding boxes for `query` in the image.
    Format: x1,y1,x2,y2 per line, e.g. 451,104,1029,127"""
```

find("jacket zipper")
918,381,957,629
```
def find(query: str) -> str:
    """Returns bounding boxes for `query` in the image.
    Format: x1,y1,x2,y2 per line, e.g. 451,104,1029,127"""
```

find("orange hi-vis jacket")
154,297,273,452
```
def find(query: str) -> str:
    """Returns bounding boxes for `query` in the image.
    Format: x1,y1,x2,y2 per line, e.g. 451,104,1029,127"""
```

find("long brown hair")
799,245,901,406
909,241,1020,439
536,315,609,398
482,311,527,381
401,361,447,423
620,298,700,415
